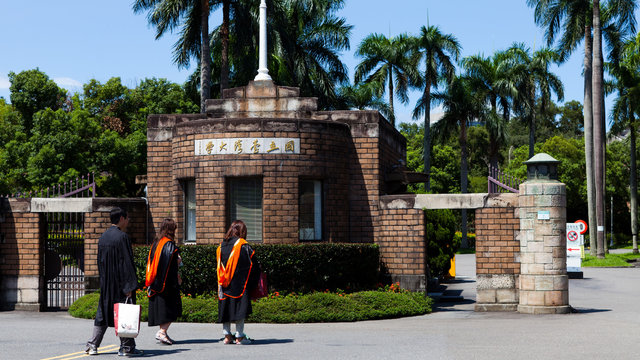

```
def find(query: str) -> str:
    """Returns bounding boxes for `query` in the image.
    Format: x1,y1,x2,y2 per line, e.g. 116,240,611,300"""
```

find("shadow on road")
250,338,295,345
174,338,218,345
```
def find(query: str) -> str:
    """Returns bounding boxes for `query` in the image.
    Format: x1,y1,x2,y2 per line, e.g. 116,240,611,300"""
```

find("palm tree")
133,0,213,113
412,25,460,191
462,51,515,170
503,44,564,159
592,0,607,258
268,0,352,110
432,76,486,248
338,83,391,119
610,32,640,254
354,33,421,126
527,0,596,254
528,0,637,257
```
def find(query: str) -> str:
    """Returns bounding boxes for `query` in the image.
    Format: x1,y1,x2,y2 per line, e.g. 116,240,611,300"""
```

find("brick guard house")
0,78,570,314
146,80,430,288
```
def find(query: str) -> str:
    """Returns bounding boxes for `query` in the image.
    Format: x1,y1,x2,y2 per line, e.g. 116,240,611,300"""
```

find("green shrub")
133,243,380,295
424,209,458,279
69,290,432,323
454,231,475,249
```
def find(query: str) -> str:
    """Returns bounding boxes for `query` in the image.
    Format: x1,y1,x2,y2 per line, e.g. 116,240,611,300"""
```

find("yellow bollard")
447,255,456,278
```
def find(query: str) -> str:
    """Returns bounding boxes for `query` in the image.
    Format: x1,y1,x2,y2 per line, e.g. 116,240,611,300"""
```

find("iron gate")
43,212,85,310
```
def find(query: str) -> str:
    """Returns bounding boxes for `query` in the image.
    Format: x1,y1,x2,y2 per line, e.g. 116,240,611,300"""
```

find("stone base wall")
0,275,41,311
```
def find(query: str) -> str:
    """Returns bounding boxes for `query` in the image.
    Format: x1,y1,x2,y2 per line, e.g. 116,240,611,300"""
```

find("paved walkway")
2,254,640,359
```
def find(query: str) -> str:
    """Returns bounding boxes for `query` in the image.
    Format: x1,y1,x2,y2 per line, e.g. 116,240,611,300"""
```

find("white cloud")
0,76,9,89
53,77,83,89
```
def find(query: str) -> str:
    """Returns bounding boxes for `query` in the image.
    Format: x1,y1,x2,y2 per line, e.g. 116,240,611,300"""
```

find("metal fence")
488,165,523,194
4,172,96,198
43,212,85,310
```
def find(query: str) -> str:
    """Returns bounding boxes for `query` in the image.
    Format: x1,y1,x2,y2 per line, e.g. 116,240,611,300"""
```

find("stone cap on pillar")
523,153,560,181
204,81,318,117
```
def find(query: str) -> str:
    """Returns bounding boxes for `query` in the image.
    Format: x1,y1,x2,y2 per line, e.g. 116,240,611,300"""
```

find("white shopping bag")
114,298,140,338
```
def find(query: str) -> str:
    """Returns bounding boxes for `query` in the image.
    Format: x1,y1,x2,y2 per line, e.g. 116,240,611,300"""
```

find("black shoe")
118,348,144,357
85,344,98,355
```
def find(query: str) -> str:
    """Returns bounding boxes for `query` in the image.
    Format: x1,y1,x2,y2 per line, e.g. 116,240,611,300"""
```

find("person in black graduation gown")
85,207,142,357
145,218,182,345
217,220,259,345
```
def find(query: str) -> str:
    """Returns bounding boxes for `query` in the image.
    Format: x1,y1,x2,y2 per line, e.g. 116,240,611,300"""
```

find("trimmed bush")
133,243,380,295
68,289,432,323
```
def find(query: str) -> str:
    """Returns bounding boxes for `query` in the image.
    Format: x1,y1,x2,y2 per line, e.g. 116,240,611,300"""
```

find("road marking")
41,344,119,360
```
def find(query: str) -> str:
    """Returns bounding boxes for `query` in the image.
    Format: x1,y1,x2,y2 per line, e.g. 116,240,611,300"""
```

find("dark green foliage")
8,68,66,133
0,70,197,197
133,243,380,295
255,243,380,293
424,209,458,278
69,289,432,323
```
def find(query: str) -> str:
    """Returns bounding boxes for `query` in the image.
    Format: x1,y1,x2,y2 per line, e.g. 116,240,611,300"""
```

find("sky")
1,1,637,126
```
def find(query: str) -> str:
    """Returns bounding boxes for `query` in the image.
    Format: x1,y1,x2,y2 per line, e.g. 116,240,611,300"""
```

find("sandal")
235,336,252,345
223,335,235,344
156,331,173,345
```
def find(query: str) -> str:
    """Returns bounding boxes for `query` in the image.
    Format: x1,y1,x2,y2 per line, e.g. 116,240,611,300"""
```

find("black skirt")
218,291,252,323
148,287,182,326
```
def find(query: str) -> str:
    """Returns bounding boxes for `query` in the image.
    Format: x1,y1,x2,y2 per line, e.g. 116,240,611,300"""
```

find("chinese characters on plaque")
195,138,300,155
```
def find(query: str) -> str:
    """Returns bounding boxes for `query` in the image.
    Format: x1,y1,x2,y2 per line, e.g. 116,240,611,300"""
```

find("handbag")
113,297,141,338
250,271,268,300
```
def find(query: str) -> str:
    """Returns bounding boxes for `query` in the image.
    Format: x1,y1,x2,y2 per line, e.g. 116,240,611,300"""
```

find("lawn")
581,252,640,267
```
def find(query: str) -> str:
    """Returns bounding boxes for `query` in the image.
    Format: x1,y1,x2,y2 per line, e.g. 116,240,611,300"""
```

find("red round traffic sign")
575,220,588,234
567,230,579,242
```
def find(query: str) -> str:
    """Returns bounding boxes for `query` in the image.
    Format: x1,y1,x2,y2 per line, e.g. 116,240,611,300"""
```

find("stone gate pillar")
517,154,570,314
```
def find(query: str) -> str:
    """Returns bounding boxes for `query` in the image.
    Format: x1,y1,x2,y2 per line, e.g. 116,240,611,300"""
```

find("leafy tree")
132,78,199,125
354,33,421,126
0,99,29,195
557,100,584,138
411,25,460,191
83,78,136,134
26,109,102,188
504,136,588,223
8,68,66,133
1,70,196,198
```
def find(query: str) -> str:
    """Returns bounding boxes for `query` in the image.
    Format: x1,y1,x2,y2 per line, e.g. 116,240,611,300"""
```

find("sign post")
566,222,585,279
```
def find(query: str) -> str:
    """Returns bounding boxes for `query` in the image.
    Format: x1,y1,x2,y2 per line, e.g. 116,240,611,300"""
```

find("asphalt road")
2,254,639,360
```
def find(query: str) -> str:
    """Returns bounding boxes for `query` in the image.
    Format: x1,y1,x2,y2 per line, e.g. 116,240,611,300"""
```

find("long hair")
224,220,247,240
154,218,177,245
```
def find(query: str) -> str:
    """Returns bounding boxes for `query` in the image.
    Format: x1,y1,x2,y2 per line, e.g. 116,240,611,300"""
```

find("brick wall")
475,207,520,275
0,203,40,277
148,118,351,244
84,199,148,279
378,208,426,290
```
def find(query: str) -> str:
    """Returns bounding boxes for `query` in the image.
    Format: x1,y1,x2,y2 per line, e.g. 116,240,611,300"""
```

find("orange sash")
217,238,248,288
145,236,170,288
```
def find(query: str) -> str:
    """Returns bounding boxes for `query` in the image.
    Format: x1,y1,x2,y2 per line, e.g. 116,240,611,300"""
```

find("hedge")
133,243,380,295
68,288,433,323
